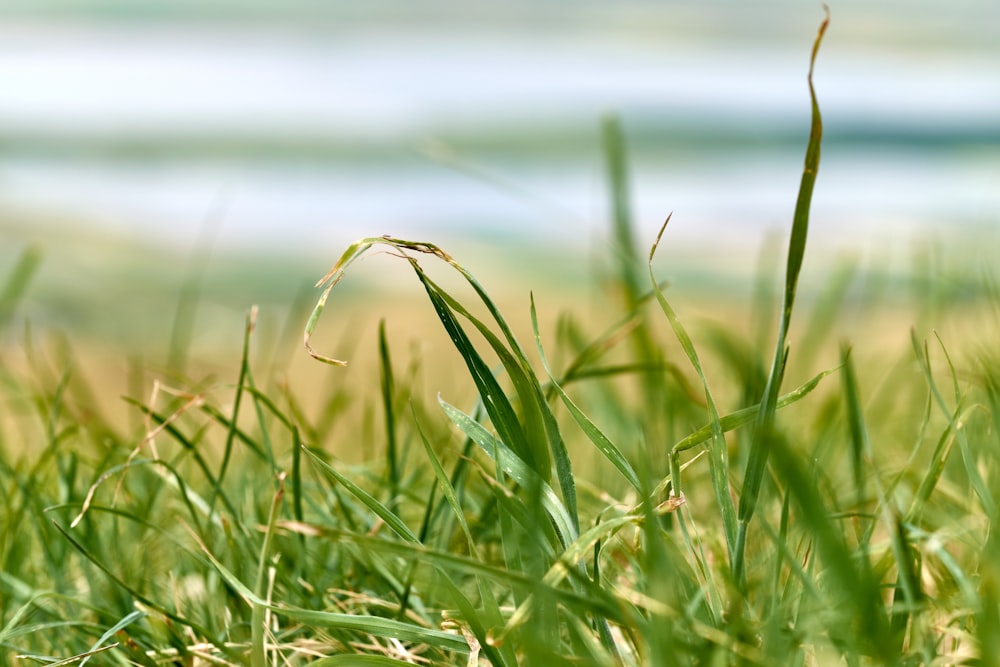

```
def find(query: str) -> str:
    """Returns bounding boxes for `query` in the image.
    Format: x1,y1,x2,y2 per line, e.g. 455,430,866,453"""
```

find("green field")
3,20,1000,666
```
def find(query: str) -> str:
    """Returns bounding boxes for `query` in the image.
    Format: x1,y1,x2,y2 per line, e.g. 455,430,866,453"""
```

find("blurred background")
0,0,998,350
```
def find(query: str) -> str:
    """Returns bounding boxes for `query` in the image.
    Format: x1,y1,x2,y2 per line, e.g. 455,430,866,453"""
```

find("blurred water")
0,4,997,260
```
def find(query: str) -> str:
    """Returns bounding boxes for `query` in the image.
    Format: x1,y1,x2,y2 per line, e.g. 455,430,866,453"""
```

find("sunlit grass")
2,13,1000,665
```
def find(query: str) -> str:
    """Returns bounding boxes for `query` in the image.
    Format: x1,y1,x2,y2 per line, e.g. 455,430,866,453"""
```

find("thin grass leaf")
303,237,380,366
277,521,625,623
204,549,471,654
303,448,419,543
767,435,894,662
415,419,477,556
121,397,240,521
666,363,839,456
413,418,518,667
378,319,400,512
49,522,226,655
211,307,254,517
244,365,277,471
77,610,145,667
735,10,830,583
18,642,119,666
887,516,924,657
310,657,418,666
0,244,42,333
649,213,738,562
411,263,578,529
910,329,996,517
840,346,867,506
934,333,995,516
531,294,642,492
414,269,538,471
251,472,284,667
440,398,577,548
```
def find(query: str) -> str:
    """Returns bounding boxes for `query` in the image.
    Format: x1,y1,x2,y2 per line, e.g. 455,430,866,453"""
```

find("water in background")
0,1,997,267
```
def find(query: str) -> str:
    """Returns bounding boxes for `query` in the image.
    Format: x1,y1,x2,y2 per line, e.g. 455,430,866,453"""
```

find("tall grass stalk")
733,10,829,583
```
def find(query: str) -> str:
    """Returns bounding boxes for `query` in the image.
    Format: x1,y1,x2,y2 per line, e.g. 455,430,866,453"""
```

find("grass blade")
649,213,738,563
440,398,578,548
378,319,400,512
531,294,642,493
304,447,419,543
0,244,43,333
734,9,830,583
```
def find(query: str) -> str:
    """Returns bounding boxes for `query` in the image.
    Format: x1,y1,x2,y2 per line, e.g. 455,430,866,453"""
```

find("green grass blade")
440,398,578,548
303,447,419,543
415,418,478,555
531,294,642,492
49,522,223,651
201,543,471,654
310,657,420,666
0,244,43,333
910,330,996,517
210,307,254,517
251,473,284,667
413,417,518,666
413,269,537,471
77,610,145,667
840,346,867,505
378,319,400,512
649,214,738,563
735,10,829,583
767,435,893,661
602,116,643,311
411,260,577,528
669,364,839,454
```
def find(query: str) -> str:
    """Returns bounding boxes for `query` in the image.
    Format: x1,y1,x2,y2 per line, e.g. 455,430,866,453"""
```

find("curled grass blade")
304,235,580,528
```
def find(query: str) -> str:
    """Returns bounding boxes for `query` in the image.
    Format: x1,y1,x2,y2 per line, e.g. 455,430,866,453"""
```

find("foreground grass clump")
3,14,1000,666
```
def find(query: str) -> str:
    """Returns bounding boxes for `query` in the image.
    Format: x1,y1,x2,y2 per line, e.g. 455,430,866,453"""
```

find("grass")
3,12,1000,665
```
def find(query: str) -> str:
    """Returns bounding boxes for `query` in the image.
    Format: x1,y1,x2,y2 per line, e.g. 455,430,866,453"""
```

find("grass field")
3,16,1000,666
